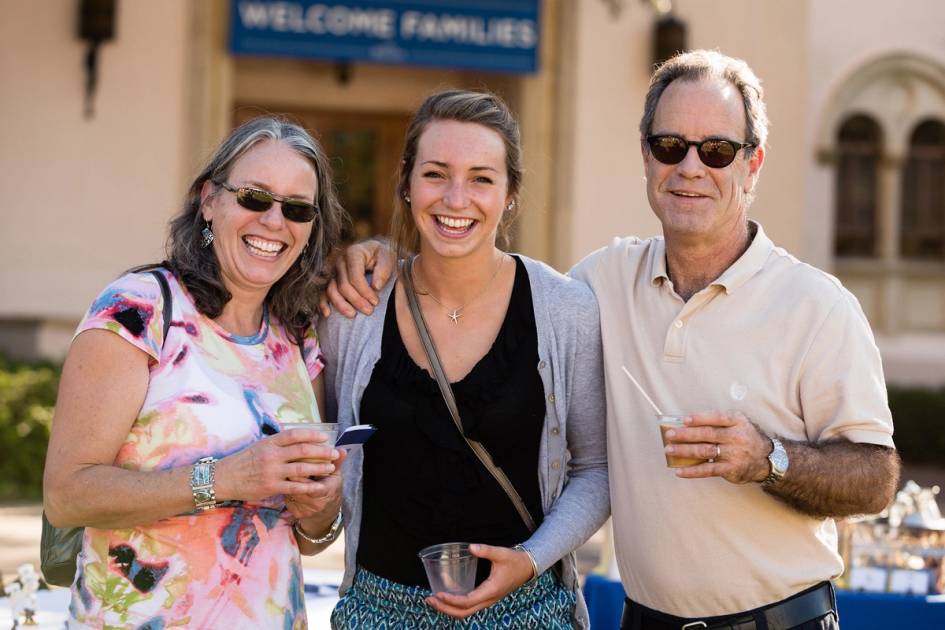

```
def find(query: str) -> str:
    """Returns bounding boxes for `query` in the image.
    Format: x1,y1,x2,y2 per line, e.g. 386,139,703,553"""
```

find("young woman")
319,90,608,629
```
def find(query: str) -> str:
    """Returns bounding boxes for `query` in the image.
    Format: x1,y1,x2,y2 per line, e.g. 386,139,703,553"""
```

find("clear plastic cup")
657,414,707,468
283,421,338,464
418,542,478,595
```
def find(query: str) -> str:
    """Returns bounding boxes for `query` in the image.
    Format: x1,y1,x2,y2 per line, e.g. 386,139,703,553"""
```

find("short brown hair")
640,49,769,155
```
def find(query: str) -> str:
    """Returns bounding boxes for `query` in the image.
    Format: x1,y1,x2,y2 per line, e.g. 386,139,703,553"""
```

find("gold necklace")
414,254,506,323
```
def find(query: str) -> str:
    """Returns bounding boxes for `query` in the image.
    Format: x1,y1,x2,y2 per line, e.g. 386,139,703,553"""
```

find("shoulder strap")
292,326,307,361
401,257,537,533
148,268,172,349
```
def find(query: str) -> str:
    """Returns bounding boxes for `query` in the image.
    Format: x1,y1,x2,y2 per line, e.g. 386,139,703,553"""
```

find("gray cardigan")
318,255,609,629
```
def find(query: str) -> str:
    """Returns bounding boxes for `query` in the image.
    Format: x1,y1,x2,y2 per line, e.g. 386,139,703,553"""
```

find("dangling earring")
506,200,515,211
297,245,309,270
200,221,215,248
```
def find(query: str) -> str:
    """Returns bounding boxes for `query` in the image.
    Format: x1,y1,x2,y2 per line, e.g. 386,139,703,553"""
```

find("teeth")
436,216,474,229
243,236,285,255
674,192,701,197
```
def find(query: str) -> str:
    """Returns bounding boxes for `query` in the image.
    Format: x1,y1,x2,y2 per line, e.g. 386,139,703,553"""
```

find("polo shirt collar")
649,220,773,295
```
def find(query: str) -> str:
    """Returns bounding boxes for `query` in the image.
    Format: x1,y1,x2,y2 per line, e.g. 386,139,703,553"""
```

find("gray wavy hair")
166,116,348,332
639,49,769,156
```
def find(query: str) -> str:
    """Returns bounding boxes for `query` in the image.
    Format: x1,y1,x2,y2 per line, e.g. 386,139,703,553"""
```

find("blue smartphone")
334,424,377,450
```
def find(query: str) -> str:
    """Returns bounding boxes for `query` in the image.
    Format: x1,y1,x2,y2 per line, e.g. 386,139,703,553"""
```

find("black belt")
620,581,836,630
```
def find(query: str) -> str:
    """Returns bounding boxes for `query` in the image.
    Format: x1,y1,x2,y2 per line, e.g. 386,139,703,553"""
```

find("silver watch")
762,437,789,486
191,456,218,511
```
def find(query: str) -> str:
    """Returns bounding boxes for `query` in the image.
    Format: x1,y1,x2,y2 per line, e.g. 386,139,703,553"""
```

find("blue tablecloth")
583,575,945,629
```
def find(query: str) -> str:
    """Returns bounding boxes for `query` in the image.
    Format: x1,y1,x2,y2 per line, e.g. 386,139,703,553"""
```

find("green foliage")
0,353,60,500
887,385,945,466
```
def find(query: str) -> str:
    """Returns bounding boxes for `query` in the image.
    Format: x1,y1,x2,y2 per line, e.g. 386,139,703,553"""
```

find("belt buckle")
681,623,708,630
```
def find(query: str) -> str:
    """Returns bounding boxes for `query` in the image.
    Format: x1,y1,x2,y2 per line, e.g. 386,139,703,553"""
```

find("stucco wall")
804,0,945,271
0,1,190,321
561,0,656,269
559,1,809,269
804,0,945,385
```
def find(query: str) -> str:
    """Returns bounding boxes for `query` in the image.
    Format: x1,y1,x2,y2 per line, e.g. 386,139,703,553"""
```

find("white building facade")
1,0,943,385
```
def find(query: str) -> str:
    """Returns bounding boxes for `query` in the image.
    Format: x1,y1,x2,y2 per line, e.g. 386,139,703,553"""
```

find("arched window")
900,119,945,260
834,115,882,257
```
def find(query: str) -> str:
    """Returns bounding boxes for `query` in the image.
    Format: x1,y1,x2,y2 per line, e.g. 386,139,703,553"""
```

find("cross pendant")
448,309,461,323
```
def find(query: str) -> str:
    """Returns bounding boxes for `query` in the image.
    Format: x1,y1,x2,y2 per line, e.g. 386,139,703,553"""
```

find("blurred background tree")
0,354,58,501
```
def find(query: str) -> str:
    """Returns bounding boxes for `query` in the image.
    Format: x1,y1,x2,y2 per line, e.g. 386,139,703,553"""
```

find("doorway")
234,106,410,240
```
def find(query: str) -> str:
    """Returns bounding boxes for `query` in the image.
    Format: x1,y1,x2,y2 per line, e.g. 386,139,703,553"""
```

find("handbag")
40,267,173,587
400,257,538,533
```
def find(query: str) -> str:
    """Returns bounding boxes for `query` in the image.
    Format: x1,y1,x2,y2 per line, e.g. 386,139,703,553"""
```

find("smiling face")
201,139,317,297
643,78,764,246
408,120,511,261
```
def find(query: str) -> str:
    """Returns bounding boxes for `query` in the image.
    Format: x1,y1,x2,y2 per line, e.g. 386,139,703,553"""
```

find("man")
324,50,899,629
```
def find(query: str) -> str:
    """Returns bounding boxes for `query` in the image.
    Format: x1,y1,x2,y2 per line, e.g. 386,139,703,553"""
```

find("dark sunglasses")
214,180,319,223
646,135,755,168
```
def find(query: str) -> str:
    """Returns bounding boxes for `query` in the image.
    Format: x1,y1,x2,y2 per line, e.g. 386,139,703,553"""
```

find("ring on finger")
714,444,721,460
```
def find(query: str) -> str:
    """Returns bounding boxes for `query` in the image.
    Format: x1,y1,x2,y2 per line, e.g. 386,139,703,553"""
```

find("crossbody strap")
148,268,173,345
401,257,537,533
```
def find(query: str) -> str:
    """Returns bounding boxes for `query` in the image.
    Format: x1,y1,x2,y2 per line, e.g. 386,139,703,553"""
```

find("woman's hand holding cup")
214,427,341,504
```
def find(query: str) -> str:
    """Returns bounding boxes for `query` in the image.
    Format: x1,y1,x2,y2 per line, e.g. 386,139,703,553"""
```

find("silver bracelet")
512,544,540,585
293,512,343,545
190,457,217,511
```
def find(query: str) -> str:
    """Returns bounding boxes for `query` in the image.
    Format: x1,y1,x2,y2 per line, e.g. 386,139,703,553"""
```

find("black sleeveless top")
357,256,546,587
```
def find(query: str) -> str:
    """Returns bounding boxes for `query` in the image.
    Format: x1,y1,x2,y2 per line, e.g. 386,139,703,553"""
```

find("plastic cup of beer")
284,421,338,465
418,542,478,596
657,414,707,468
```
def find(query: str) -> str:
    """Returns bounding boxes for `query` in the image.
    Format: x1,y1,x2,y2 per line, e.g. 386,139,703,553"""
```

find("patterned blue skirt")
330,566,576,629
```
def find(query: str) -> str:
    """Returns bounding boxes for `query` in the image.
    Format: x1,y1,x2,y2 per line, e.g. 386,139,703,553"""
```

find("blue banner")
229,0,540,74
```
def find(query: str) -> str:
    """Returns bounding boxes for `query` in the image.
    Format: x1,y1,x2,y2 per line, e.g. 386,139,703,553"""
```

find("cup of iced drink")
657,414,707,468
284,421,338,465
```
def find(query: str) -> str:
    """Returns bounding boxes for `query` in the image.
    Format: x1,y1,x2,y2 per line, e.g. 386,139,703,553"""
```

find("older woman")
319,90,608,629
43,116,348,629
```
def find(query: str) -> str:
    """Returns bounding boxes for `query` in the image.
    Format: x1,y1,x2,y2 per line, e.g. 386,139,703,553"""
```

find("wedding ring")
714,444,722,460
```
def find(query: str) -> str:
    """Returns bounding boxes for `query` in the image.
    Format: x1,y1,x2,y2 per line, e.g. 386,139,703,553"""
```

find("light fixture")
78,0,117,118
652,13,686,67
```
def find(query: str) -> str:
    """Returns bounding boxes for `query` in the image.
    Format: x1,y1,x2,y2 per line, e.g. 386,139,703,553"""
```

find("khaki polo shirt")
571,221,894,617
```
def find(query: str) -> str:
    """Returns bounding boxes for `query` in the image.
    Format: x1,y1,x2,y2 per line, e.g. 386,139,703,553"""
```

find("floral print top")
67,268,324,630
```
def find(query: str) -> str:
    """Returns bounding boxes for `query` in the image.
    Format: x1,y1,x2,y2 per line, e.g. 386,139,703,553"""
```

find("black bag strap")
148,268,172,346
41,266,176,587
400,257,537,533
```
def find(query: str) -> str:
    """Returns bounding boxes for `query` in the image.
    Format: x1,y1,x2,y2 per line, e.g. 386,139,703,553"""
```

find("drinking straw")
620,365,663,415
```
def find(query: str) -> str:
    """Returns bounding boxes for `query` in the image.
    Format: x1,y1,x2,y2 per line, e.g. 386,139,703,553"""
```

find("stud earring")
404,194,411,205
200,221,215,248
506,200,515,211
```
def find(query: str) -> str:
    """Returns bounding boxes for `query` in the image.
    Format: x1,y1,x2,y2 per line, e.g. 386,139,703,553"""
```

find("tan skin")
643,79,899,511
44,140,344,555
322,79,899,520
377,120,536,619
